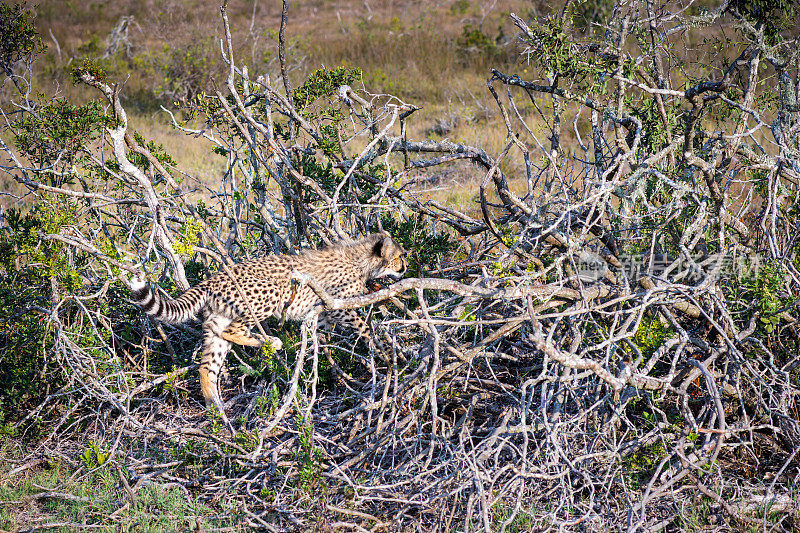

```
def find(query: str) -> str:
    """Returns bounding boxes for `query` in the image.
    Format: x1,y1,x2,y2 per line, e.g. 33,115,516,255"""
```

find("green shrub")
0,3,45,76
13,99,113,174
0,271,60,428
458,24,499,57
292,66,362,114
295,414,323,491
0,200,86,426
730,0,800,44
159,40,217,102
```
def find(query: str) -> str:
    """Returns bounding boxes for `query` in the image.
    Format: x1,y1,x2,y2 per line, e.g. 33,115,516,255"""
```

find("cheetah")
127,232,407,429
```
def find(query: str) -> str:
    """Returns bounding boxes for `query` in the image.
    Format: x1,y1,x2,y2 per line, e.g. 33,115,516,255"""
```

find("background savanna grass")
12,0,736,209
10,1,540,207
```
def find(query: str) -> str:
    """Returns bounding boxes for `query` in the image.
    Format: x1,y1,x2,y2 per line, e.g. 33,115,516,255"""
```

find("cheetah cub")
127,232,407,429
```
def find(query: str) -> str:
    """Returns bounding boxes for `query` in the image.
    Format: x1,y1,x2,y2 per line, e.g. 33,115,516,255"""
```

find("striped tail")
128,272,207,325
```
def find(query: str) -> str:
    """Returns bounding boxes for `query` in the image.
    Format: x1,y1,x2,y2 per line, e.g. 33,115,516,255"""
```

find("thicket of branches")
2,0,800,531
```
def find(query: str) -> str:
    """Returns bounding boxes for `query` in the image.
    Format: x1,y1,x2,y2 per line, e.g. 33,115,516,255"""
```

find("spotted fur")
127,232,407,428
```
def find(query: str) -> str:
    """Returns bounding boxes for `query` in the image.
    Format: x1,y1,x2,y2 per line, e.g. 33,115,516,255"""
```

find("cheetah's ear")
372,234,390,258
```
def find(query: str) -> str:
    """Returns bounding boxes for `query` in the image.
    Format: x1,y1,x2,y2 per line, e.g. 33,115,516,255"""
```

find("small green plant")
259,486,276,502
295,414,322,491
174,217,202,256
491,501,537,532
631,314,674,358
621,441,667,484
490,261,513,278
162,366,186,393
676,498,713,532
740,260,793,336
255,384,280,419
235,428,259,452
207,407,225,435
79,441,109,468
458,304,476,321
499,224,518,247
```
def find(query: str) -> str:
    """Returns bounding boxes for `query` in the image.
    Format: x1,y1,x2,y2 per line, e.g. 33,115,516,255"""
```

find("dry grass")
35,0,535,102
20,0,547,209
128,114,228,181
20,0,746,211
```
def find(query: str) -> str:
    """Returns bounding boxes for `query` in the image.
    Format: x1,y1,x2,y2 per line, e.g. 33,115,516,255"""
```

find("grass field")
19,0,536,193
0,458,239,532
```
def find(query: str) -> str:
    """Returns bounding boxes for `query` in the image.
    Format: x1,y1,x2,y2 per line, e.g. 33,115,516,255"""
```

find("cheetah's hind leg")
200,315,237,434
221,320,283,351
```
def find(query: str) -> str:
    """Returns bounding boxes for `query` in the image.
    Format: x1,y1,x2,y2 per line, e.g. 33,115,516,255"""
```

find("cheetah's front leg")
324,309,386,354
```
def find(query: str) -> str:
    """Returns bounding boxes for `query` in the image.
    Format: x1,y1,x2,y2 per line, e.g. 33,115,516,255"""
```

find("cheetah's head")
368,232,407,281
